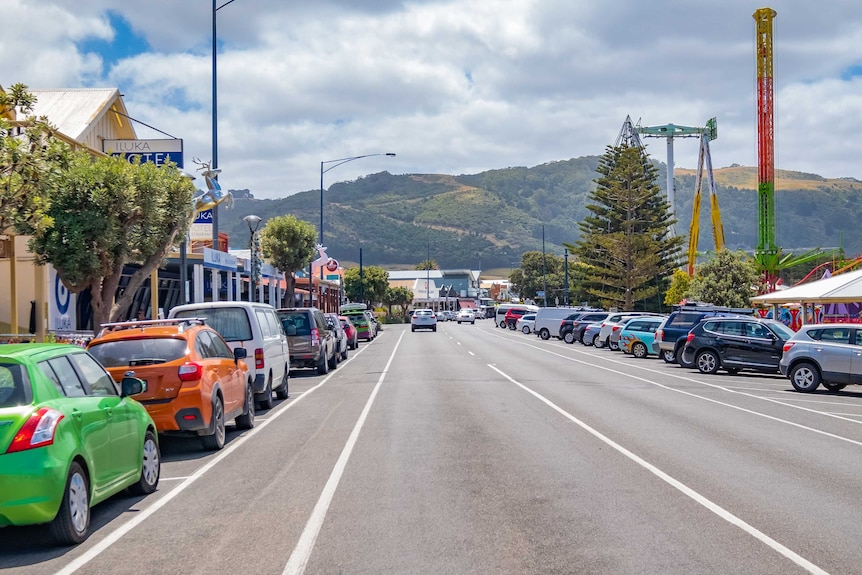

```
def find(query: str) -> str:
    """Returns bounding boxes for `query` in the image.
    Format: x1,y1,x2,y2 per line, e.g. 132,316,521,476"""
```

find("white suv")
411,309,438,332
169,302,290,410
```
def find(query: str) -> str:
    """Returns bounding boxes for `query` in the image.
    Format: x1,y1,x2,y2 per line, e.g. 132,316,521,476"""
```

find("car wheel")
591,334,600,347
631,342,648,359
726,368,740,375
50,461,90,545
696,350,720,374
522,326,531,334
823,381,847,393
678,347,696,369
276,371,289,400
341,346,349,361
661,349,676,363
317,353,329,375
790,362,821,392
432,326,437,332
563,331,575,344
540,328,550,340
499,321,507,329
236,384,256,429
129,430,160,495
411,326,416,332
328,349,338,370
201,396,226,450
609,340,619,351
257,376,274,410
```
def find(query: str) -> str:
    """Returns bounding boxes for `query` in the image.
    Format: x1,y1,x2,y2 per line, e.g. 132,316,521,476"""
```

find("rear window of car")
88,337,189,368
173,308,253,342
806,327,853,343
0,363,30,407
415,310,433,316
278,312,312,336
669,312,705,327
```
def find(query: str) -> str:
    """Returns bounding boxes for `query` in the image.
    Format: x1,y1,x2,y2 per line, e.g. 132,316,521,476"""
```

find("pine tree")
574,144,683,310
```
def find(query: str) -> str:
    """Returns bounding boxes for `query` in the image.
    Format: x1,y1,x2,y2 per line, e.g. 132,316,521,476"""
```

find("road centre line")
485,330,862,446
53,338,374,575
487,363,830,575
283,330,405,575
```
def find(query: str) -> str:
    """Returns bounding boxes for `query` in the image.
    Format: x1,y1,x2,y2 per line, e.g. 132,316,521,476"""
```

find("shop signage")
103,139,184,168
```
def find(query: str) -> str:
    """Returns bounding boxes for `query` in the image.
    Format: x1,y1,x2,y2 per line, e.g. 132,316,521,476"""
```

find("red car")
504,307,531,330
339,315,359,349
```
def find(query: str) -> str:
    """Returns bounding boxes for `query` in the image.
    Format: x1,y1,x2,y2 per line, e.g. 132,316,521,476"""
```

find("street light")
319,153,396,278
212,0,240,251
243,214,262,302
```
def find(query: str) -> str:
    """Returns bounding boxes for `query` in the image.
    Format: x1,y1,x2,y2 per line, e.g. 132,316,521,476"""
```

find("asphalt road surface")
4,319,862,574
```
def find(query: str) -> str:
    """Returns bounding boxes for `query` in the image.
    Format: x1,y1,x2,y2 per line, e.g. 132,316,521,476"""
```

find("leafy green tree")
687,249,760,308
508,250,564,305
29,154,196,331
0,83,72,235
415,258,438,270
664,268,692,306
343,265,389,307
382,286,413,321
259,214,317,306
573,144,683,310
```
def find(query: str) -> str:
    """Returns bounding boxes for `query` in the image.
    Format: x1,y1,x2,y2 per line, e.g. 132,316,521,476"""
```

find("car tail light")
656,329,663,341
311,327,320,347
686,333,695,343
179,362,203,382
782,342,795,352
6,408,64,453
612,325,621,333
255,348,264,370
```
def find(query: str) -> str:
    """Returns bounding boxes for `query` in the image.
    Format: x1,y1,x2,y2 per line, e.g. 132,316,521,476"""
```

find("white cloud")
4,0,862,199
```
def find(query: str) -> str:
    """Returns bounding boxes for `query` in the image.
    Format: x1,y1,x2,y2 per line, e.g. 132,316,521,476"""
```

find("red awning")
459,299,476,308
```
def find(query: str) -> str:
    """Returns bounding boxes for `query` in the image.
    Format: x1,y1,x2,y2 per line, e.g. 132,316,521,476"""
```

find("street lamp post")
243,215,262,302
541,224,547,307
320,153,395,279
564,248,569,306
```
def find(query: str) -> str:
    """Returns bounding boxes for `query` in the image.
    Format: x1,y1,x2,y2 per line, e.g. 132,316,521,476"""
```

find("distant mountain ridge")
218,157,862,269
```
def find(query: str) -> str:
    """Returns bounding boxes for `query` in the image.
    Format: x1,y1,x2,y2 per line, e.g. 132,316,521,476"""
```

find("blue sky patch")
77,11,150,70
841,64,862,81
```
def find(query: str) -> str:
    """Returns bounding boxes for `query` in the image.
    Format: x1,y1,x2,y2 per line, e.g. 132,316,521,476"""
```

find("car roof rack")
96,318,207,337
672,303,754,314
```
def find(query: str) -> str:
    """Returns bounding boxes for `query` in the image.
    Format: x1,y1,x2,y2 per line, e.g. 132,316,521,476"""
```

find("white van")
533,307,583,340
494,303,539,329
169,301,290,410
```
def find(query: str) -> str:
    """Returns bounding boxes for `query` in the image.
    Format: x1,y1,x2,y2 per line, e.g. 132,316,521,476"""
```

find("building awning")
459,299,476,309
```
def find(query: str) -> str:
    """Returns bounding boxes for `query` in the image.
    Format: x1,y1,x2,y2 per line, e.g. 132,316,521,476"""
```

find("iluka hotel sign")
103,139,184,169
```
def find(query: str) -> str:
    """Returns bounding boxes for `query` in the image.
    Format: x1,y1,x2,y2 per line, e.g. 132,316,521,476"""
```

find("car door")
812,327,854,384
852,329,862,384
707,320,745,365
741,322,784,369
205,330,245,413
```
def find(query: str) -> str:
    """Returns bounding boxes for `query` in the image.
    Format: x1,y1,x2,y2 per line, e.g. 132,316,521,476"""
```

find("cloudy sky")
3,0,862,199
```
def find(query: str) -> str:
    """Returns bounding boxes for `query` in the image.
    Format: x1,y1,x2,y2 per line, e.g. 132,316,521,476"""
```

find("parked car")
597,313,664,350
169,302,290,410
680,316,796,375
653,305,755,365
560,311,610,344
411,309,438,332
780,323,862,392
277,307,338,375
325,312,349,361
338,315,359,350
456,309,476,324
345,312,375,341
517,313,537,334
533,307,582,340
364,311,380,336
495,304,538,329
88,318,254,451
504,307,534,330
0,344,159,545
618,316,665,358
581,322,604,346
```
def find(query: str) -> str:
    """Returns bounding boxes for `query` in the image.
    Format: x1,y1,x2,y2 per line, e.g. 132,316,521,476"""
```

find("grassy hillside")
218,158,862,270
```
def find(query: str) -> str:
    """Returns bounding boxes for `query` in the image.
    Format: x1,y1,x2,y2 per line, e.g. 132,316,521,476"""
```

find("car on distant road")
412,309,438,332
779,323,862,392
680,316,795,375
517,313,536,334
456,309,476,324
88,318,254,451
277,307,338,375
0,344,160,545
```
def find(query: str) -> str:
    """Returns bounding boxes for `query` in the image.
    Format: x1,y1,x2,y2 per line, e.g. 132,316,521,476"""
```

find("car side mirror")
121,376,146,397
233,347,248,361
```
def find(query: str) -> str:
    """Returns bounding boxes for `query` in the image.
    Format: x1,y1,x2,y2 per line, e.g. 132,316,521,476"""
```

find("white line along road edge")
487,363,830,575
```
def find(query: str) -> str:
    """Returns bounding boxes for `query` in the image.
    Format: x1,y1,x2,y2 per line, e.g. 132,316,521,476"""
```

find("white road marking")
283,331,405,575
488,363,830,575
157,476,191,481
468,351,475,356
53,342,371,575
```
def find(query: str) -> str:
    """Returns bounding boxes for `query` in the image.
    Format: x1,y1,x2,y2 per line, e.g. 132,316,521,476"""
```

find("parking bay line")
282,330,406,575
53,339,374,575
487,363,830,575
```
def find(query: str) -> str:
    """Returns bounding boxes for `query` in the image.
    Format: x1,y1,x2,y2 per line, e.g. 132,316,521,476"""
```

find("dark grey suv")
277,307,337,375
680,316,796,375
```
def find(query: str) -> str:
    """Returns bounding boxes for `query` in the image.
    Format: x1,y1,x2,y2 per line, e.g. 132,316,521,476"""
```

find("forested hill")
217,157,862,269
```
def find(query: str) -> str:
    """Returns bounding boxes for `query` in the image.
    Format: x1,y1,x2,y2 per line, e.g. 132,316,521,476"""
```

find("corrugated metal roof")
27,88,136,143
752,269,862,304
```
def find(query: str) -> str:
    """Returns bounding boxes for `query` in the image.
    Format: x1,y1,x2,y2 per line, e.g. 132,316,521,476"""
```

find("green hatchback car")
0,344,160,545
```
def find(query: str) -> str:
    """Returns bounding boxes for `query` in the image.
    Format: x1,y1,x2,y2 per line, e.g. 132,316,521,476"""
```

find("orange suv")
87,318,254,450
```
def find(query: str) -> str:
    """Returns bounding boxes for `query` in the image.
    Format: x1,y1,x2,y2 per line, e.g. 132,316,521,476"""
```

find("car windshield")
0,363,29,407
88,338,189,368
172,308,253,342
765,320,796,340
